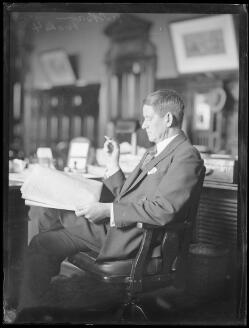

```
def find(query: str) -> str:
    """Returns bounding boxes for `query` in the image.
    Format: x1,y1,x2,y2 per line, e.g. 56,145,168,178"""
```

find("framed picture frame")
39,49,76,86
169,14,239,74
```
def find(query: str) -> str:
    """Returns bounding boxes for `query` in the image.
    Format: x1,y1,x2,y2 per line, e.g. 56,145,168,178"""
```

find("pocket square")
147,167,157,175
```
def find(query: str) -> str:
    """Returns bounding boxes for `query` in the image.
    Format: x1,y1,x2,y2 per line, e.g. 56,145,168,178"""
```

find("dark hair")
143,89,185,127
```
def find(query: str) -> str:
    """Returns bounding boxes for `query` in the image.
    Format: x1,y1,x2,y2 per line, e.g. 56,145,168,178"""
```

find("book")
21,165,103,211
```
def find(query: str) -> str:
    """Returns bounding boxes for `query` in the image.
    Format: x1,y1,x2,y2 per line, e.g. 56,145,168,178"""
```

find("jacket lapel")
119,151,149,196
119,132,187,198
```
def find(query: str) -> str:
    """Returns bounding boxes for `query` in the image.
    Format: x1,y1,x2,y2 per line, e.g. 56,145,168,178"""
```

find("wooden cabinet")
193,181,238,281
104,14,156,148
24,84,100,157
194,182,237,248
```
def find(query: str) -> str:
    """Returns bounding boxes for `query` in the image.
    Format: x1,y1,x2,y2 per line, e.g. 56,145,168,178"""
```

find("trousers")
17,206,109,312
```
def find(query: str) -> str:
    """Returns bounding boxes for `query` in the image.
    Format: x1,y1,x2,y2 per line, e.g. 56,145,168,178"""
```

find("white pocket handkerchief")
147,167,157,175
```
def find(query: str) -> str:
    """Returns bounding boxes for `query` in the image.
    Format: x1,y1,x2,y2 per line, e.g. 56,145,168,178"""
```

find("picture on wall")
169,14,239,74
39,49,76,86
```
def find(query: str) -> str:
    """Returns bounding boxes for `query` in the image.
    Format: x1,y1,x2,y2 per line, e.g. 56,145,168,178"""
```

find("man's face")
142,105,168,143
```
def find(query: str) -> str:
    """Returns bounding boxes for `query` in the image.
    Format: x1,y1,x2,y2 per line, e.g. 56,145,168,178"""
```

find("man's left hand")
75,202,111,224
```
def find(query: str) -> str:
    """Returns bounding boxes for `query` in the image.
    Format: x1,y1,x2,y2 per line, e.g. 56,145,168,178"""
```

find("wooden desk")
4,184,29,307
194,180,238,282
195,180,238,247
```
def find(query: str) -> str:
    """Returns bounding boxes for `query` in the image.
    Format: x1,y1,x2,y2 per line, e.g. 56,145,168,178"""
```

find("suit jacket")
96,131,205,262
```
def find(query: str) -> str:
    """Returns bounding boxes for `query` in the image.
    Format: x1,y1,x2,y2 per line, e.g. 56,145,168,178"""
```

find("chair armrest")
129,220,192,295
136,220,192,230
127,228,153,294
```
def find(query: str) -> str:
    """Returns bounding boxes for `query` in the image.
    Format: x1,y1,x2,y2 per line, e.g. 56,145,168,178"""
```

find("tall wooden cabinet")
24,84,100,158
104,14,157,148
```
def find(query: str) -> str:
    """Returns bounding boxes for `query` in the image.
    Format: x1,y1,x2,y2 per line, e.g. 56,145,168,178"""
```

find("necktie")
141,147,157,169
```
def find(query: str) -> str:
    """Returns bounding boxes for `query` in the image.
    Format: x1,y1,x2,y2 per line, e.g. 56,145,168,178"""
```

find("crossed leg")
18,206,108,313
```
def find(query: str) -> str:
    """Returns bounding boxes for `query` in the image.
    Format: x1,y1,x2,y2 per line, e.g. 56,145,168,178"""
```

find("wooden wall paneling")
66,91,73,141
195,186,237,248
46,100,52,148
110,75,118,118
194,183,238,282
30,91,39,154
117,74,122,117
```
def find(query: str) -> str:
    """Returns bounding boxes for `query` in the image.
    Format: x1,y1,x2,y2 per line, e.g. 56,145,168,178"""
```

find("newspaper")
21,165,103,211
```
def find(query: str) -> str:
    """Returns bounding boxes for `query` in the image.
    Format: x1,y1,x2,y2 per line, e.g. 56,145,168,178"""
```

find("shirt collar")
155,134,179,156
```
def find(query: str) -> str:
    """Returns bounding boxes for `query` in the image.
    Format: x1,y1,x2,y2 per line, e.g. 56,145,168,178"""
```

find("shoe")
40,314,55,323
14,307,56,323
4,308,17,323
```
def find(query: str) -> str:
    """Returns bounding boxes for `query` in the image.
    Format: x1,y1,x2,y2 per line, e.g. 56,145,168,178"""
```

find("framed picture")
39,49,76,86
169,14,239,74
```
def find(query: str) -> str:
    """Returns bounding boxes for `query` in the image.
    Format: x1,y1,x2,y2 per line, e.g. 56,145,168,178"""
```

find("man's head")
141,89,184,143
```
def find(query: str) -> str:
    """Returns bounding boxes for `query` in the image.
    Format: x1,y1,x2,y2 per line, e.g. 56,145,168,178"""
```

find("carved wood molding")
104,13,152,42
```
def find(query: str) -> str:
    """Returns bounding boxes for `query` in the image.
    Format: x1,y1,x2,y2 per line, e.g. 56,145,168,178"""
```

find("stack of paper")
21,165,103,211
9,169,32,184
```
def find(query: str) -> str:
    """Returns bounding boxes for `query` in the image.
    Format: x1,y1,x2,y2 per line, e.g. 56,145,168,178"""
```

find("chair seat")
68,244,162,278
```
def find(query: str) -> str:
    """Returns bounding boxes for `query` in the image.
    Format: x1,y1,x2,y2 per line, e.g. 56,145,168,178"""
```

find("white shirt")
109,134,179,227
154,134,179,156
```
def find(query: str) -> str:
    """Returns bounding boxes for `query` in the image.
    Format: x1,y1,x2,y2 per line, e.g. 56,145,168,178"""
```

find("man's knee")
28,206,62,233
28,230,76,259
28,232,54,255
28,233,42,252
28,206,58,221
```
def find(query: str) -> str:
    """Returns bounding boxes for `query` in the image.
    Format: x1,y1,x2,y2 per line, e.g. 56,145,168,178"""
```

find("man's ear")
165,112,173,127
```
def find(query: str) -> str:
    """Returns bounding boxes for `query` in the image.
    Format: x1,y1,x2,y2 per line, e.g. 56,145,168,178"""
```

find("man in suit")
17,89,205,314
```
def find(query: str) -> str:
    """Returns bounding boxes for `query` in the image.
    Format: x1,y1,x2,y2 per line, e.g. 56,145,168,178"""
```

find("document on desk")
9,170,32,183
21,165,103,211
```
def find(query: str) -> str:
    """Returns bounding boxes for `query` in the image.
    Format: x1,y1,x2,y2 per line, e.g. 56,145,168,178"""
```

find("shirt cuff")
110,203,115,227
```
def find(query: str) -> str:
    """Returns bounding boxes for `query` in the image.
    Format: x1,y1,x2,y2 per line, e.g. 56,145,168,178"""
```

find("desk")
195,181,238,247
4,184,29,307
194,181,238,282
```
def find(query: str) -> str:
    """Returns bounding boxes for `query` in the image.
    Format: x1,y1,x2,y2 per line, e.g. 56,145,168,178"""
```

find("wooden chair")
67,167,206,322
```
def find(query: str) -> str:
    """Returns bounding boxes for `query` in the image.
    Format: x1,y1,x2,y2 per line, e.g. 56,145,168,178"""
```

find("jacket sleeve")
103,169,126,197
113,147,205,228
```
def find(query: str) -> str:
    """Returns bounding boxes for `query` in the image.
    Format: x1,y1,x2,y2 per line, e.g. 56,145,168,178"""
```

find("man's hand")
103,137,120,173
75,202,112,224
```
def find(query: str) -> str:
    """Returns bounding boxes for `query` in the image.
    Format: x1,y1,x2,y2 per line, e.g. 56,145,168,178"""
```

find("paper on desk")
21,165,103,210
9,170,32,183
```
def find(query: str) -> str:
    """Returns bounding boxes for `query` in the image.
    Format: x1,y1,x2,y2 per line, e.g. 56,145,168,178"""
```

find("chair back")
160,166,206,278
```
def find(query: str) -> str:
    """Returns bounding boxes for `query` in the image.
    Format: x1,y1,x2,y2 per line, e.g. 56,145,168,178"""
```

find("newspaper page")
21,165,103,211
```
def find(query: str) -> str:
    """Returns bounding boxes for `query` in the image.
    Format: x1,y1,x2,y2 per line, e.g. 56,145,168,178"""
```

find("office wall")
15,12,239,149
25,12,204,88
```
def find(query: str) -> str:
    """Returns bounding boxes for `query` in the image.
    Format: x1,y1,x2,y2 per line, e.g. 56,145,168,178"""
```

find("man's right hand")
103,137,120,172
